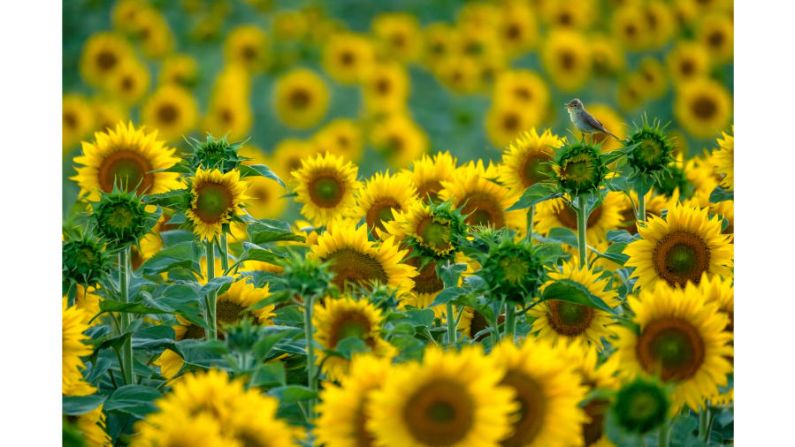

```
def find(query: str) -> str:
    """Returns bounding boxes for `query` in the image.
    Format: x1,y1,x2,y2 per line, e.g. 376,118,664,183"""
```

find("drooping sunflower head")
711,126,734,190
626,118,675,174
273,68,331,130
72,121,182,201
384,200,467,259
293,152,361,226
356,171,418,233
479,236,545,303
615,281,733,411
490,337,588,447
625,203,733,290
440,161,523,231
401,151,458,203
610,377,671,435
367,345,517,447
186,167,247,241
63,232,113,289
92,188,156,249
310,221,417,294
552,142,607,196
500,128,564,193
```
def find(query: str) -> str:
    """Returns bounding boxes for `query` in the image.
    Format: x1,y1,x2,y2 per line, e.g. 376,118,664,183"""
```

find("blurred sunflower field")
62,0,734,446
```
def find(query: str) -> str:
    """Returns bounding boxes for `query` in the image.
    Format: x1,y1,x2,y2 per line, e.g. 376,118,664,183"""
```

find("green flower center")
613,380,669,434
562,155,596,183
546,299,595,336
106,204,136,231
521,153,551,187
98,150,154,194
637,318,705,381
404,379,474,445
500,256,529,284
195,182,233,223
418,218,453,254
309,175,345,208
653,230,710,286
365,199,400,231
329,311,374,347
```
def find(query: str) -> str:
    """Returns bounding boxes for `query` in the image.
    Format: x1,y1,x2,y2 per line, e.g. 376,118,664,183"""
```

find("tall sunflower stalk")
118,248,134,385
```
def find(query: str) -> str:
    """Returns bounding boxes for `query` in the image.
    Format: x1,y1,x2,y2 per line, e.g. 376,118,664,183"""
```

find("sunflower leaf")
63,395,106,416
710,186,733,203
430,287,466,307
140,241,199,276
104,385,162,419
248,220,303,244
540,279,617,314
239,164,285,187
268,385,318,403
508,182,561,211
250,362,286,388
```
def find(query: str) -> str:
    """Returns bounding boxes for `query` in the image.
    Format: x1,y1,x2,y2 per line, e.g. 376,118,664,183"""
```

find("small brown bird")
565,98,621,142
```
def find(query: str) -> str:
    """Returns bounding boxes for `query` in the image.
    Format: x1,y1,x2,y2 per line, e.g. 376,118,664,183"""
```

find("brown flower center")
545,300,595,336
417,180,444,202
403,379,474,446
193,182,234,224
652,230,710,286
98,150,155,194
501,370,547,447
365,198,400,231
289,88,311,109
328,310,375,348
308,173,345,208
691,95,718,120
325,249,389,290
520,152,551,187
560,50,576,71
460,192,505,227
636,318,706,381
411,260,444,295
96,50,118,71
583,398,610,446
157,103,179,124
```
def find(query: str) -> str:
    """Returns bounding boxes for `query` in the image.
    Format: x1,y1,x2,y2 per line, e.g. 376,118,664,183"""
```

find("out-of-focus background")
63,0,734,219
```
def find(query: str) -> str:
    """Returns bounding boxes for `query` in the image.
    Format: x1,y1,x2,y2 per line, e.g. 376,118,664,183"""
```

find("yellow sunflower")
499,128,563,194
674,78,732,139
80,32,134,87
356,171,418,233
310,221,417,293
203,92,253,142
624,203,733,290
90,99,127,134
103,58,150,105
423,23,460,69
133,410,229,446
368,346,517,447
699,273,733,333
292,152,360,225
615,281,733,411
400,151,458,203
244,175,287,220
590,34,626,77
224,24,269,73
534,192,625,244
315,354,392,447
186,168,247,241
71,404,111,447
698,13,734,64
63,298,95,396
440,161,524,231
141,85,198,141
362,61,410,116
63,94,95,152
542,0,595,30
372,12,423,62
541,29,591,92
322,32,376,85
496,1,539,56
435,56,482,94
313,296,395,380
492,69,550,121
490,338,588,447
637,57,668,100
72,121,181,201
273,68,330,130
383,201,456,258
485,99,543,149
710,199,734,238
618,190,671,234
666,41,711,86
711,126,734,190
313,118,364,162
617,73,646,112
612,5,651,51
158,53,199,87
529,260,620,348
644,1,675,48
369,113,429,169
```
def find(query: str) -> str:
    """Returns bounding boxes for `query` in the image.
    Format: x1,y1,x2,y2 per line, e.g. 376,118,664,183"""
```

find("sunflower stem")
119,248,134,385
698,407,712,442
446,302,457,346
504,303,516,340
658,420,670,447
205,241,217,341
576,195,589,269
526,205,535,245
219,232,230,273
637,189,647,224
303,293,317,422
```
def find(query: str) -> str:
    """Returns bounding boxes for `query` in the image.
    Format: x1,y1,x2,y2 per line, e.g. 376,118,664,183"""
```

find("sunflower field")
62,0,735,446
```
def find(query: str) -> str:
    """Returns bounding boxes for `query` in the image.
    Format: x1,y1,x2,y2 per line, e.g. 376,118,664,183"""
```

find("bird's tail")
606,131,622,142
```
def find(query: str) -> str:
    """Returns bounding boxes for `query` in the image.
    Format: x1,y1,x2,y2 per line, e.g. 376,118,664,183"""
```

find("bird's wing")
583,111,607,132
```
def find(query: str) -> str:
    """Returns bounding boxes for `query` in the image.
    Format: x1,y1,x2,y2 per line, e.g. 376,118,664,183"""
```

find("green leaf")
252,330,296,360
144,190,188,208
607,230,638,244
239,164,285,187
235,242,284,266
438,262,467,288
405,308,435,327
63,395,105,416
333,336,369,359
249,362,286,388
268,385,318,403
710,186,733,203
200,276,234,299
547,227,579,247
140,241,198,275
248,220,304,244
97,299,170,317
431,287,466,306
104,385,162,419
541,279,617,314
508,182,561,210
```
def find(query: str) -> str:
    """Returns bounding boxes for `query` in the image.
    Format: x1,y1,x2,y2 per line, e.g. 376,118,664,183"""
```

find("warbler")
565,98,621,142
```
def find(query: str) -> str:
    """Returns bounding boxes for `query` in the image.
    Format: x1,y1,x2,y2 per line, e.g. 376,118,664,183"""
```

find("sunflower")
310,222,417,293
617,73,646,111
203,93,253,142
372,12,423,63
535,192,625,244
666,41,711,86
141,85,198,141
485,99,543,149
674,78,732,139
362,62,410,116
710,199,734,238
63,298,95,396
315,354,392,447
128,7,174,58
590,34,626,76
529,260,620,348
133,410,229,447
293,152,360,225
542,0,595,30
612,5,651,51
80,32,134,87
711,126,734,190
490,338,588,447
625,203,733,290
644,1,675,48
423,23,460,69
313,118,364,162
272,9,309,40
369,113,429,169
368,346,516,447
224,25,269,73
313,296,395,380
615,281,733,411
70,404,111,447
91,99,127,134
637,57,668,100
699,272,733,333
542,29,591,92
492,69,549,120
159,53,199,87
384,201,459,258
619,190,671,234
683,156,719,207
499,128,563,193
271,138,320,181
243,175,287,220
435,56,482,94
698,14,734,64
186,168,247,241
399,151,458,204
322,32,376,85
273,68,330,130
72,121,181,201
356,171,418,233
111,0,148,33
496,1,538,56
103,59,150,105
440,161,524,231
63,94,95,152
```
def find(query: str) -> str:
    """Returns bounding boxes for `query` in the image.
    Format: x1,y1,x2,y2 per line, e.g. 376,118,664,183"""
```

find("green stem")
576,195,589,269
504,303,516,340
698,407,712,442
446,302,457,346
119,248,134,385
205,241,217,341
303,294,317,422
658,421,670,447
637,190,646,224
219,232,230,274
526,205,535,245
